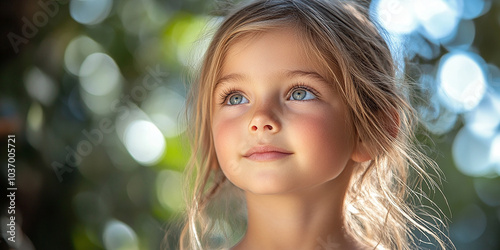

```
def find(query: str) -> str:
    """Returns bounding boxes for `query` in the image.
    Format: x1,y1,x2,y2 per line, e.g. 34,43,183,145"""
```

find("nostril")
250,124,274,131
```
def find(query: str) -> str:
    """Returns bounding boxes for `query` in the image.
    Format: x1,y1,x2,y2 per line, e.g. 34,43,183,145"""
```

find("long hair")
180,0,452,249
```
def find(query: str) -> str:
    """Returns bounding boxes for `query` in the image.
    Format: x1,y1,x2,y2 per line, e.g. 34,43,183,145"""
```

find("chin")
243,180,298,195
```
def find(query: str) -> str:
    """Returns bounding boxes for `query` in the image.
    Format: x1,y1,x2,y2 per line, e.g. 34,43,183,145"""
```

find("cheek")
212,113,244,163
288,107,354,172
212,113,248,186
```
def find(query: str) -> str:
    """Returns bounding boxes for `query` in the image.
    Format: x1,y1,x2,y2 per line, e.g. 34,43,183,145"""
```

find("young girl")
180,0,452,249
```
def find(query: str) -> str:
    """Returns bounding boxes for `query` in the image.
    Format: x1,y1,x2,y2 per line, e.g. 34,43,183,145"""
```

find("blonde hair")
180,0,452,249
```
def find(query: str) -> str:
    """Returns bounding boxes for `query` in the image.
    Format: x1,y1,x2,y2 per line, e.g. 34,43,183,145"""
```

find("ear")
350,140,372,163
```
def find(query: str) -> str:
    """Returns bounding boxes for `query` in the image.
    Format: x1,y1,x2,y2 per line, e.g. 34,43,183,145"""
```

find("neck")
233,168,365,250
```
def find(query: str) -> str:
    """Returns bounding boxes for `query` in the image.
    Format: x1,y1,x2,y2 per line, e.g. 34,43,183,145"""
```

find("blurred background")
0,0,499,249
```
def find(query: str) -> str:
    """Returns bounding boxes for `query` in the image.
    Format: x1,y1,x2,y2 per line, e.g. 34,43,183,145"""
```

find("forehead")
219,27,332,82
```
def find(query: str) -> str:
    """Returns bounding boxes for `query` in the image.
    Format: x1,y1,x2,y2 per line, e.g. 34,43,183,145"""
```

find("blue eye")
289,88,316,101
227,93,249,105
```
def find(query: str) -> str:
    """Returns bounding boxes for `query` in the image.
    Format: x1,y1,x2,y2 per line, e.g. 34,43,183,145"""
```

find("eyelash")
219,87,241,105
287,83,320,99
218,83,320,105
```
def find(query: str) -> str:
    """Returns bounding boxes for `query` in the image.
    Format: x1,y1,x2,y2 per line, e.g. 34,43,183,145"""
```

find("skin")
211,27,371,250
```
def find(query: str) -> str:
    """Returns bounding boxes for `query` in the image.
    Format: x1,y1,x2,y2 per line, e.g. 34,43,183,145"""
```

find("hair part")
180,0,453,249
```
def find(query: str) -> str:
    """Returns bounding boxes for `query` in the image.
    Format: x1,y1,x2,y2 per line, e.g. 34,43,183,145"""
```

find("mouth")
243,145,293,162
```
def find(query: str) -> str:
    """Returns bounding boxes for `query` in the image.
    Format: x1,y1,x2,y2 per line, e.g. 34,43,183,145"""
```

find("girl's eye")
227,93,249,105
289,88,316,101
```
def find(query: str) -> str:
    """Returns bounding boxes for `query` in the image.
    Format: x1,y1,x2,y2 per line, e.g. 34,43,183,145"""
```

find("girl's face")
211,27,360,195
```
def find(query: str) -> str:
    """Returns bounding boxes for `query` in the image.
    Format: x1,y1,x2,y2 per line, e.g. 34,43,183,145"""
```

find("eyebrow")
215,70,329,89
284,70,328,84
215,73,247,88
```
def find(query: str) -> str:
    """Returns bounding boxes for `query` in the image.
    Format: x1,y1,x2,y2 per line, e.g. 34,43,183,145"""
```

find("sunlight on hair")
123,120,166,166
437,52,486,113
103,219,139,250
70,0,113,25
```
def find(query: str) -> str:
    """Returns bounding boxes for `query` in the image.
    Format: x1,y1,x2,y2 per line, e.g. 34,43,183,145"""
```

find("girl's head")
182,0,449,249
196,0,399,169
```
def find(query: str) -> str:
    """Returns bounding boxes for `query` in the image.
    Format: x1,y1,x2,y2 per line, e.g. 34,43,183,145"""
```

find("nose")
249,105,281,134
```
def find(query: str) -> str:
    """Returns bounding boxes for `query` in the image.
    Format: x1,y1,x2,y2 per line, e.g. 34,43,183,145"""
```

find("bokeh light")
451,204,487,243
406,34,441,60
70,0,113,25
156,170,183,212
442,19,475,50
437,52,486,113
452,126,495,177
367,0,500,246
79,53,121,96
26,102,44,149
464,92,500,137
64,35,104,76
491,134,500,175
163,14,211,66
123,119,166,166
414,0,460,41
474,178,500,207
461,0,490,20
418,80,458,135
24,67,58,106
79,52,122,115
371,0,418,35
103,220,139,250
142,86,186,138
4,0,500,249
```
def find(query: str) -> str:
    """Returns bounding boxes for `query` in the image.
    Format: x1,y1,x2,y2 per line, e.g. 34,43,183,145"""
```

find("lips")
243,145,293,161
